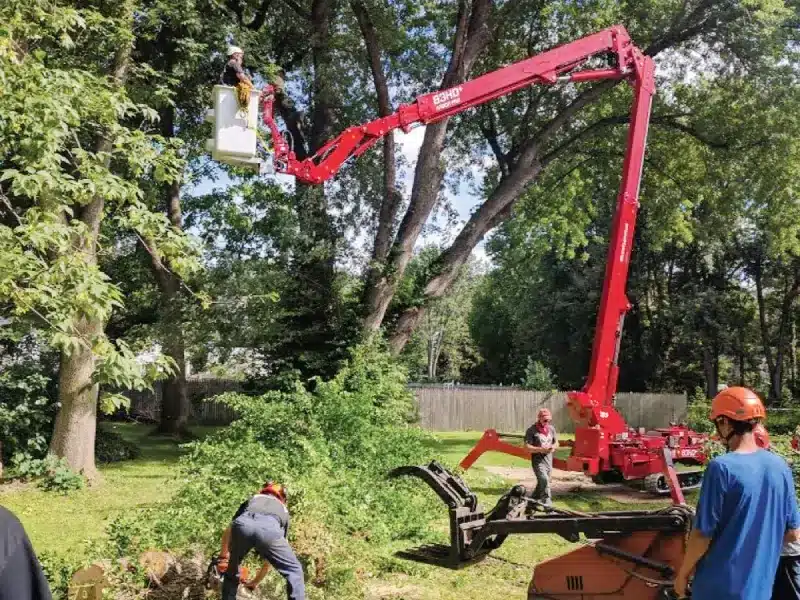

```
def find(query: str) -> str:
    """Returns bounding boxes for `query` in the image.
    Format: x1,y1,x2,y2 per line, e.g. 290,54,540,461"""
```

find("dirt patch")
366,580,438,600
483,466,650,504
0,480,31,495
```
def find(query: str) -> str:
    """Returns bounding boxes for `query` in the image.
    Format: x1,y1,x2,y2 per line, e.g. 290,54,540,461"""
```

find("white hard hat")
227,45,244,56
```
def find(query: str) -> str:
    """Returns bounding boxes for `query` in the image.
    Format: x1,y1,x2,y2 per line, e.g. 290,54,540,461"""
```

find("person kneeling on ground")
219,481,305,600
524,408,558,506
674,387,800,600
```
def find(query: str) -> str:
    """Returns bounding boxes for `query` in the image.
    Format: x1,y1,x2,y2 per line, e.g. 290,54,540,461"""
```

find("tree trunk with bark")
352,0,402,302
49,6,133,476
362,0,493,335
149,107,191,437
51,318,103,478
754,256,800,402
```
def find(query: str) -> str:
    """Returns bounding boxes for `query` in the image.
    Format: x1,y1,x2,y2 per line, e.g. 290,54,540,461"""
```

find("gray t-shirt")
525,423,558,468
234,494,290,536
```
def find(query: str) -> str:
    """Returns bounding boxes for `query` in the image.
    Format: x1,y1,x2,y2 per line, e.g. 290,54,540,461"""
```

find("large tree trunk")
149,107,191,437
352,0,402,305
51,318,103,478
362,0,492,334
702,341,718,399
49,5,133,476
754,257,800,402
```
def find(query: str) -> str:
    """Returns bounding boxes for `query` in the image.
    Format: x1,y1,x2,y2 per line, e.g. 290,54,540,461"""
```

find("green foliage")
0,360,57,464
686,388,715,435
38,551,81,600
11,454,84,494
94,426,141,463
102,341,439,596
520,358,556,391
0,0,200,425
397,248,483,382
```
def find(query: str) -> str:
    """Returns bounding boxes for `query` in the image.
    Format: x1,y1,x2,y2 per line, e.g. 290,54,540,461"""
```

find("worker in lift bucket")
218,481,305,600
524,408,558,505
674,387,800,600
221,45,253,87
221,45,254,112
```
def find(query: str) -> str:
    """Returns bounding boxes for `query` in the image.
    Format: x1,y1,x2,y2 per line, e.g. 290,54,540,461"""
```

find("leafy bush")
520,358,555,391
108,340,440,598
11,454,84,494
763,410,800,435
38,551,81,600
95,426,141,463
686,387,714,434
0,360,59,466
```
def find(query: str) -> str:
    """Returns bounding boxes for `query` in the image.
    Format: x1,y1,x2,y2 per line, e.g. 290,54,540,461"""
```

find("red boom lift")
217,24,704,599
253,25,710,494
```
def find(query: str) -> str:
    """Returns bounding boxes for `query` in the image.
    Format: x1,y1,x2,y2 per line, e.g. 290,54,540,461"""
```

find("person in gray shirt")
524,408,558,505
219,481,305,600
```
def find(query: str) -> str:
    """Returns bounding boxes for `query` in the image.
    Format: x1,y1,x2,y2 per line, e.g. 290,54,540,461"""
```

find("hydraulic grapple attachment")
391,461,694,598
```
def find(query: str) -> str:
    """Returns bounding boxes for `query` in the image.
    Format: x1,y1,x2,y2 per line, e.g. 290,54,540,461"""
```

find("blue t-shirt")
692,450,800,600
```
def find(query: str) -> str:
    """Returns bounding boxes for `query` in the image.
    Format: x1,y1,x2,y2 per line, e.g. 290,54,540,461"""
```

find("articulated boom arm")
259,26,652,185
259,25,655,435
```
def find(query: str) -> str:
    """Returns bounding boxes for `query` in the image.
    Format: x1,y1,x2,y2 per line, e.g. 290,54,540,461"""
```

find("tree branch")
480,107,508,176
351,0,402,265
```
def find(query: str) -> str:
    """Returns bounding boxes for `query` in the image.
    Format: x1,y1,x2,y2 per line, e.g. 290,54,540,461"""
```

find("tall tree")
0,0,197,475
373,0,794,352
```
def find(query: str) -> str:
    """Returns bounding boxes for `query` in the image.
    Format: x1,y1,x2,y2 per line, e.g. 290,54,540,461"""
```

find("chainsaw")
204,553,251,593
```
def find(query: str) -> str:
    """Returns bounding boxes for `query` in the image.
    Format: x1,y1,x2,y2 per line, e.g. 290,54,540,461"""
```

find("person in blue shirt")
674,387,800,600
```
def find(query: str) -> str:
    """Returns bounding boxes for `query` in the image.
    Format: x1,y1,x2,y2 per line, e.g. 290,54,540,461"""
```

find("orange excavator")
211,24,704,600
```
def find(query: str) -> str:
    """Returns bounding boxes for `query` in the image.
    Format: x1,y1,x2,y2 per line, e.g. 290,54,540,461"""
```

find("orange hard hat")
709,387,766,422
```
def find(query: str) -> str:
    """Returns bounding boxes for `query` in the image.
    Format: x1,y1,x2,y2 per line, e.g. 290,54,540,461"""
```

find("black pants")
773,555,800,600
222,512,305,600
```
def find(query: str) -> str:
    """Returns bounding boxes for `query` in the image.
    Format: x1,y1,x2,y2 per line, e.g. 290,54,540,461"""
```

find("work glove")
217,554,230,574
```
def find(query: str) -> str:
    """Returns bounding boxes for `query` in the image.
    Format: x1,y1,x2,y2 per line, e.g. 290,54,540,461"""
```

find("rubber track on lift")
642,469,703,496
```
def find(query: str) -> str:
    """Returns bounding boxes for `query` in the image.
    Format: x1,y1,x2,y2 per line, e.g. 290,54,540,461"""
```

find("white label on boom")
619,223,629,263
432,86,464,110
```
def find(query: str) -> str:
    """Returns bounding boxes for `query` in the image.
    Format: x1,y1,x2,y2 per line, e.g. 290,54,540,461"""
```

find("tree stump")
68,564,105,600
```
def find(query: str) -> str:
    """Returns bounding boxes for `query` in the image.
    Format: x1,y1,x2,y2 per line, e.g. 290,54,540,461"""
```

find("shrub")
520,357,555,391
108,340,441,598
686,388,714,434
11,454,84,494
95,426,141,463
0,361,58,467
763,410,799,435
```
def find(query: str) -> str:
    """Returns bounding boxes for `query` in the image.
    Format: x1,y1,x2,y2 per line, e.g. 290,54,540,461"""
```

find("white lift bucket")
205,85,272,173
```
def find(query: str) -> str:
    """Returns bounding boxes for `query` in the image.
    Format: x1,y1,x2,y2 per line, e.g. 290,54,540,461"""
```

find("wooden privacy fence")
121,379,686,432
410,385,688,433
122,377,242,425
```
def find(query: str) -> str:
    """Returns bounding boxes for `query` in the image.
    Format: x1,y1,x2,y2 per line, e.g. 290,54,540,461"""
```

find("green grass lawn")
0,422,217,559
